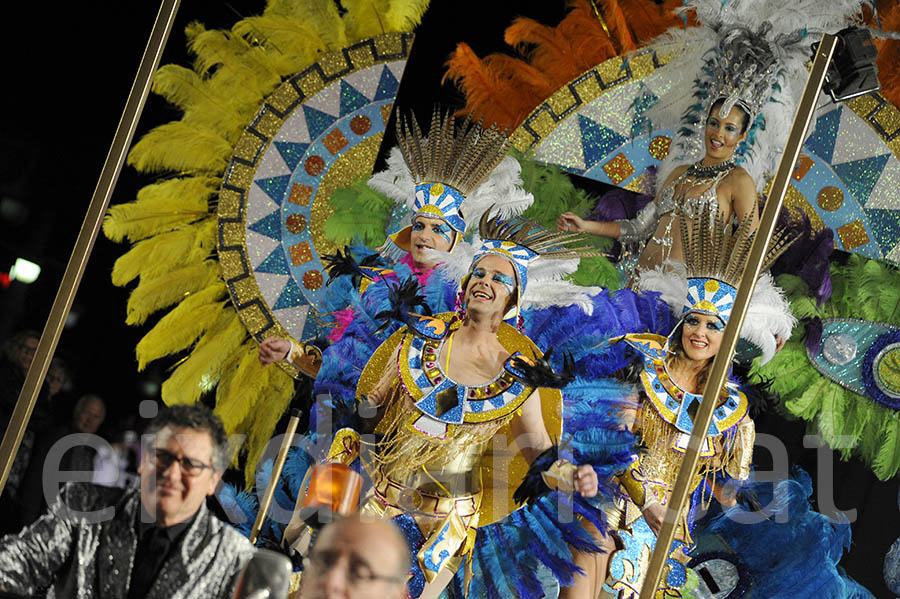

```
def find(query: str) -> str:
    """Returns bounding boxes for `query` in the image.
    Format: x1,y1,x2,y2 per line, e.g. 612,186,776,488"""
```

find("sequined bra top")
656,166,732,219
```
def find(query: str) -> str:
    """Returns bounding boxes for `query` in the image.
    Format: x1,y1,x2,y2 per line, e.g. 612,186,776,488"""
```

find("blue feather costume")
245,260,675,598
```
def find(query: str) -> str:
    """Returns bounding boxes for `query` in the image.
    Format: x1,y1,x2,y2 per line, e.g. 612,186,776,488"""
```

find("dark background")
0,1,896,595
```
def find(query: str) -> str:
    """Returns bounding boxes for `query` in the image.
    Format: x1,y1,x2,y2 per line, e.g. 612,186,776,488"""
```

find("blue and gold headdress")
384,109,511,255
462,212,603,321
680,204,793,325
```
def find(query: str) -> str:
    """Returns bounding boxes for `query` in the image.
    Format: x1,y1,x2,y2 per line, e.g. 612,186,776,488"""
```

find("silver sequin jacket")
0,482,255,598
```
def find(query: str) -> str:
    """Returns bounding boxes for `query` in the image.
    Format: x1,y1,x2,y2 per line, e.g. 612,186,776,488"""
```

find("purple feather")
805,316,823,357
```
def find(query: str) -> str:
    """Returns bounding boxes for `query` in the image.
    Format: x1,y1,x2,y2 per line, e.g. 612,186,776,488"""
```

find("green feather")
324,177,394,247
873,415,900,480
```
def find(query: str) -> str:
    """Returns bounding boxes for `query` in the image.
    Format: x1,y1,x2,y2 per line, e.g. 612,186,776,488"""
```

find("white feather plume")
366,146,533,229
647,0,867,193
432,237,598,315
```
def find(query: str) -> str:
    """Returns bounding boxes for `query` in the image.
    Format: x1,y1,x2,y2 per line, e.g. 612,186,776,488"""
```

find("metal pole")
639,33,840,598
250,410,302,545
0,0,182,496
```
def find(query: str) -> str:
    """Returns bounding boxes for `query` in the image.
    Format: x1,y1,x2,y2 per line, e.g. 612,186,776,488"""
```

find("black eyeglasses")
304,550,407,588
152,448,213,477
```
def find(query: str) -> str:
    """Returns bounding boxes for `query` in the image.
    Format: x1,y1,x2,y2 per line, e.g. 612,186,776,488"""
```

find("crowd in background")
0,329,141,535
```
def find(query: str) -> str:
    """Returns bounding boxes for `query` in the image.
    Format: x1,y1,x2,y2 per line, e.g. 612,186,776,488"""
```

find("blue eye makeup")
433,223,453,244
469,268,515,297
707,320,725,332
685,314,725,331
412,221,425,232
492,273,515,296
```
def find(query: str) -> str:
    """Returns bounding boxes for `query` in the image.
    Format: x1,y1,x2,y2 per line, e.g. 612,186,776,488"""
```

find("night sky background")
0,1,897,594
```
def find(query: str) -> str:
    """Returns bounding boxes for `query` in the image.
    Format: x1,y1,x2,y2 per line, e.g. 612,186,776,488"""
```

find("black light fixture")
815,26,881,102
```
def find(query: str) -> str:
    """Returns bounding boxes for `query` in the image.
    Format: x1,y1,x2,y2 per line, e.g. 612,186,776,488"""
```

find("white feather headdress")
647,0,867,192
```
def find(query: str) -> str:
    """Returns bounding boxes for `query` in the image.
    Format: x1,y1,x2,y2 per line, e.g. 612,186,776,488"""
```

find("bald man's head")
300,514,409,599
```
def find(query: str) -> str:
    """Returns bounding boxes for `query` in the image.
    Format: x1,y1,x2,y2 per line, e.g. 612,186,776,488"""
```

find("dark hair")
3,329,40,362
665,320,714,392
708,98,751,134
144,404,229,471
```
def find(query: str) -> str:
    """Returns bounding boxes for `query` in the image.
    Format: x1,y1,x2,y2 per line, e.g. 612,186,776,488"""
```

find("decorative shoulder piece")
407,313,452,341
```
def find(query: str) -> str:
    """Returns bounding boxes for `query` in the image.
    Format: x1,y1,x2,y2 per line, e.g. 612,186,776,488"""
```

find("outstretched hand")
557,212,586,234
259,337,291,366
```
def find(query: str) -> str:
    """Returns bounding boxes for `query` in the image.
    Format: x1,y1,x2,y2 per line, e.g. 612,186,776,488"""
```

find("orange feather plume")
445,0,698,130
869,0,900,108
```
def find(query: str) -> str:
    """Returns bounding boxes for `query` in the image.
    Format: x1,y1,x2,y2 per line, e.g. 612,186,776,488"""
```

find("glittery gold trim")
217,33,413,380
356,313,561,526
511,49,672,152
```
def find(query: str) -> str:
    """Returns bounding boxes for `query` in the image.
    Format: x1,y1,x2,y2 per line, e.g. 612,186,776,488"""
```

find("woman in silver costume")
557,98,759,277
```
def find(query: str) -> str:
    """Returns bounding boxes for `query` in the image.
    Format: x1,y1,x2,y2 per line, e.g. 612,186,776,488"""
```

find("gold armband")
287,340,323,378
541,459,576,493
326,428,361,466
616,458,651,508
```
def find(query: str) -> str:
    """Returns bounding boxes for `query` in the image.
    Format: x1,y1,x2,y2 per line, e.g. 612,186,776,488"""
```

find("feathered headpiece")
680,204,794,325
706,23,802,123
375,109,523,260
654,0,867,191
461,211,604,320
637,203,797,364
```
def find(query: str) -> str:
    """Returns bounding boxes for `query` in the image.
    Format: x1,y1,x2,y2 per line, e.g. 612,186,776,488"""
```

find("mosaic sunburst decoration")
511,48,900,267
103,0,429,481
219,33,413,359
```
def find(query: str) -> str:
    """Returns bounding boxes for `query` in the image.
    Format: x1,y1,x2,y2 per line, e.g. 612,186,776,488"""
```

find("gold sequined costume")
327,311,562,594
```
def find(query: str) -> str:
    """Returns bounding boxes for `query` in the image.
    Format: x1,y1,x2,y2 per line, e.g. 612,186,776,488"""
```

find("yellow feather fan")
105,0,430,484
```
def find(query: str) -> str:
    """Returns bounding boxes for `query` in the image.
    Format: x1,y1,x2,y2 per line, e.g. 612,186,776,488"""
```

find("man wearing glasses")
300,514,409,599
0,404,255,598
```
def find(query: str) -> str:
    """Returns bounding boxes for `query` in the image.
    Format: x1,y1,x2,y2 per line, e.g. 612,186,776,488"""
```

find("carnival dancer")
277,212,647,599
562,204,793,599
258,108,531,372
556,97,758,276
560,20,810,365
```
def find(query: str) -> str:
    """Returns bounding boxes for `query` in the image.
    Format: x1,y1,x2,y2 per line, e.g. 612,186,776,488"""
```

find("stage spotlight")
10,258,41,284
816,26,881,102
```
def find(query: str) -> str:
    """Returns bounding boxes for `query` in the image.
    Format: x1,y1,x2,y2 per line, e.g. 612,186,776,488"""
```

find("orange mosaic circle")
305,155,325,176
817,186,844,211
303,270,324,290
286,213,307,234
350,114,372,135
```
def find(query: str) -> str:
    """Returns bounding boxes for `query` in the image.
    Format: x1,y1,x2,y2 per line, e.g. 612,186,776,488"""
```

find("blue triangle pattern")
863,207,900,255
247,211,281,240
579,115,628,169
254,175,291,205
255,247,291,275
630,90,659,138
340,80,370,116
373,65,400,102
299,310,320,341
274,142,309,172
833,154,890,206
804,107,842,163
303,105,337,140
273,277,307,310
